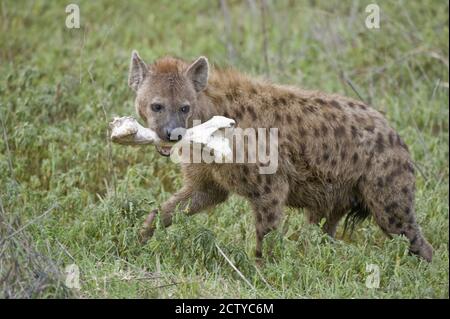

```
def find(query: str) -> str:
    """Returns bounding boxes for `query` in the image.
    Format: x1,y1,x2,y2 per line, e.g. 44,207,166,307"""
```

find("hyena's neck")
198,68,258,123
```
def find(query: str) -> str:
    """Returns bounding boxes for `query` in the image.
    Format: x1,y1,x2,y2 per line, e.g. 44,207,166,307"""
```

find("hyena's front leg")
139,184,228,243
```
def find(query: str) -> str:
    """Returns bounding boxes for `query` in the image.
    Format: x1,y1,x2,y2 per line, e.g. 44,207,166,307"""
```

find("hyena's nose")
166,128,183,141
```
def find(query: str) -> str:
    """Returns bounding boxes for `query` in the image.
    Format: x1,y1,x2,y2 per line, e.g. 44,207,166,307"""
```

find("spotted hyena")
128,51,433,262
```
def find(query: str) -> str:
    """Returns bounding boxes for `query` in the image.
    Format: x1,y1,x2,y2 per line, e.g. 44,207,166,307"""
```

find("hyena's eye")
151,103,164,112
180,105,190,114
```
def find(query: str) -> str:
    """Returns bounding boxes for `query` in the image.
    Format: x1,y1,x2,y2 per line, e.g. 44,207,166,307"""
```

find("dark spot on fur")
264,185,271,193
275,113,281,122
250,87,258,95
385,202,399,213
251,190,260,198
314,127,320,137
377,177,384,188
330,100,341,109
340,149,347,160
271,199,279,206
405,207,411,215
286,92,296,100
385,175,393,184
298,127,307,137
334,126,346,138
331,159,337,167
299,143,307,155
321,123,328,135
234,110,242,119
325,112,337,121
315,98,326,105
375,132,385,153
388,217,395,225
247,106,257,120
401,187,409,195
404,162,415,174
305,105,317,114
388,166,403,181
354,115,366,125
365,125,375,133
323,152,330,162
242,166,249,175
388,132,395,146
383,159,390,169
352,153,359,163
396,134,408,150
366,156,373,168
225,92,234,100
279,97,287,106
396,222,403,229
256,175,262,184
261,96,270,107
358,103,367,110
286,114,293,124
350,125,358,138
348,102,355,108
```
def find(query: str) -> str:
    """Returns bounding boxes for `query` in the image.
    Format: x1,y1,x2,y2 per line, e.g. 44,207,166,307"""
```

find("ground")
0,0,448,298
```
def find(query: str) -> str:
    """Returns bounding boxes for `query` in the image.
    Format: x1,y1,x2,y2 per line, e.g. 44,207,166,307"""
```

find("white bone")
109,116,235,157
109,116,160,145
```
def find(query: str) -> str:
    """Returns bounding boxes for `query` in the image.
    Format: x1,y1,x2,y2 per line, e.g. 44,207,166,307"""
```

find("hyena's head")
128,51,209,156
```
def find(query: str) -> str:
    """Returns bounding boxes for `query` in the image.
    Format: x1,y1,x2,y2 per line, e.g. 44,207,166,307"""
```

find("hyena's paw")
411,236,433,262
139,210,157,244
255,254,265,268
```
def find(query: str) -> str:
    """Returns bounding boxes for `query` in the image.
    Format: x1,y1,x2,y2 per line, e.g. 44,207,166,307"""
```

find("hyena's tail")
342,195,371,237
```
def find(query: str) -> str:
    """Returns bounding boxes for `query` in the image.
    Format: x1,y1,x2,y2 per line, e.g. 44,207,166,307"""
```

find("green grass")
0,0,448,298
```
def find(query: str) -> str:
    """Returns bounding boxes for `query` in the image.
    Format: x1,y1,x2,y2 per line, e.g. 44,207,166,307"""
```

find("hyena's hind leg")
361,158,433,262
250,180,289,259
305,209,347,238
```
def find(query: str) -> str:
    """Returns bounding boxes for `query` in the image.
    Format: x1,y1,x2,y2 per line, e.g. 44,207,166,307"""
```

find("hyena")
128,51,433,262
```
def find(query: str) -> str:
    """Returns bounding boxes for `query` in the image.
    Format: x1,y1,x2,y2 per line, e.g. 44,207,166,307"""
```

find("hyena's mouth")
155,145,173,157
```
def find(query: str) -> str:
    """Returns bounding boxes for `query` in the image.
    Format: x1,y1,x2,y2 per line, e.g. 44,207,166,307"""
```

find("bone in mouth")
109,116,235,157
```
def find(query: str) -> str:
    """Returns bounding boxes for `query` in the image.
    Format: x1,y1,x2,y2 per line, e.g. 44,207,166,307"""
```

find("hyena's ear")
128,50,149,92
186,56,209,92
